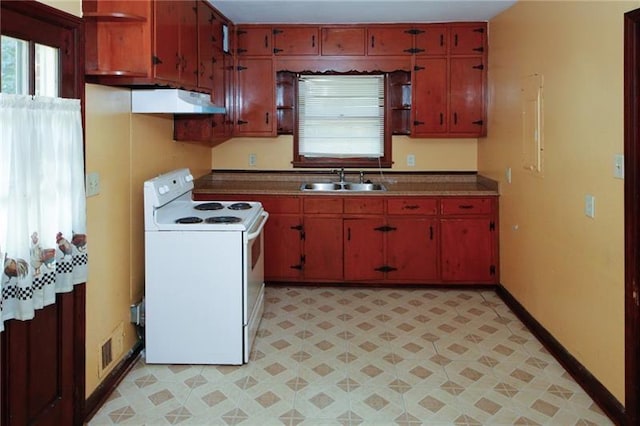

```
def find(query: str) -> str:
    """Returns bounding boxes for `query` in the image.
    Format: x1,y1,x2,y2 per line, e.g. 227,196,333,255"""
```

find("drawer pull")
429,225,433,240
459,204,474,209
404,205,419,210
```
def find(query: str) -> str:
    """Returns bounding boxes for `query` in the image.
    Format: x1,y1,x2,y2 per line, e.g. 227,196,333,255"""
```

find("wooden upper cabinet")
273,27,319,55
450,57,485,135
366,26,413,55
154,0,198,86
236,57,275,136
321,27,366,56
236,26,272,56
196,1,218,91
412,57,448,136
414,25,448,56
449,24,486,56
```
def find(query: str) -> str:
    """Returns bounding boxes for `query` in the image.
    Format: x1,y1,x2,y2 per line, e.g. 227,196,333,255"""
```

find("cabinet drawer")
387,198,438,215
441,197,493,215
304,197,343,213
344,198,385,214
260,196,301,213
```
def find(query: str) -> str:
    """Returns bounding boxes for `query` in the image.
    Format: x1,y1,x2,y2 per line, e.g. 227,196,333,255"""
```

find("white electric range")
143,168,268,364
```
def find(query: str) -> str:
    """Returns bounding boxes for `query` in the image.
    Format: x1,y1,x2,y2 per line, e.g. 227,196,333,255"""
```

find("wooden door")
413,58,448,135
0,2,85,425
236,58,275,136
366,27,412,55
449,57,485,135
321,27,365,56
236,26,272,56
414,25,448,56
179,0,198,87
440,218,494,282
387,218,438,281
344,218,385,281
263,214,304,280
304,216,343,280
449,24,486,55
197,0,217,91
154,1,181,82
273,27,319,55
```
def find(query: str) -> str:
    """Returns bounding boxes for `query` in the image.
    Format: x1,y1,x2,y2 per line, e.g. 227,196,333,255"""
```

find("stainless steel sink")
300,182,343,191
300,182,386,192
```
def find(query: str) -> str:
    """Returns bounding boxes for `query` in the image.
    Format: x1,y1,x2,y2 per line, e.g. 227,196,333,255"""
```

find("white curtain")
0,93,88,332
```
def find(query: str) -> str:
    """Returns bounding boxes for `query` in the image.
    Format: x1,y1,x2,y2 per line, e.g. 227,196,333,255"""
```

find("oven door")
243,211,269,362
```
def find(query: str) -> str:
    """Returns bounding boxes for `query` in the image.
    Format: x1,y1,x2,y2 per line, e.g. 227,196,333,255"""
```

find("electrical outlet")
248,153,257,167
406,154,416,167
585,194,595,218
86,172,100,197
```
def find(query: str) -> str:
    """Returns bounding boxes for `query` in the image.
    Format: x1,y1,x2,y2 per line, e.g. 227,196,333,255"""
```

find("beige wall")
480,0,636,402
84,85,212,395
212,136,478,171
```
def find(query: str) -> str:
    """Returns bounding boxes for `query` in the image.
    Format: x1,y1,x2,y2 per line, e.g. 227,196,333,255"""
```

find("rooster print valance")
0,94,88,332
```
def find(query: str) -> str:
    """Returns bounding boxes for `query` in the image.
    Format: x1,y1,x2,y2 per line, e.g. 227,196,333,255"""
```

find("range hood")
131,89,226,114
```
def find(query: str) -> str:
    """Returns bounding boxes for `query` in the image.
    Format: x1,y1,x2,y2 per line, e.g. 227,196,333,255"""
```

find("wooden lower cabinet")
193,192,498,285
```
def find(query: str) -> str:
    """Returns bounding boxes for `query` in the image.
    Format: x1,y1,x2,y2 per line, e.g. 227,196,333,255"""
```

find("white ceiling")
209,0,517,24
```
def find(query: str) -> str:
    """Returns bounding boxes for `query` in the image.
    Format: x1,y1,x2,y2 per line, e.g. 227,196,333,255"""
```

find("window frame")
292,72,393,168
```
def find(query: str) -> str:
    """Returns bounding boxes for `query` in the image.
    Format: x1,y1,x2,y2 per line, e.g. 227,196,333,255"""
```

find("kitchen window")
293,74,392,168
1,35,59,97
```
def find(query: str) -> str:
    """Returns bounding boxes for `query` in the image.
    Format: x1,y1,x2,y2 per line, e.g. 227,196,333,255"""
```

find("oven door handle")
246,211,269,242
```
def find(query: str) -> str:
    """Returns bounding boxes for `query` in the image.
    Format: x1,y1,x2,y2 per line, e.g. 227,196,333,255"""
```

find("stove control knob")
158,185,169,195
185,174,194,182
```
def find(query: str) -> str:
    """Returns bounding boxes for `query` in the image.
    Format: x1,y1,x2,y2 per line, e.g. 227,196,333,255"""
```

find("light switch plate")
248,153,257,167
584,194,595,218
407,154,416,167
614,153,624,179
86,172,100,197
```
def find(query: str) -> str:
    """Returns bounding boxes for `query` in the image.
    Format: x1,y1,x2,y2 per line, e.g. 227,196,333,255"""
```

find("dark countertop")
193,171,499,196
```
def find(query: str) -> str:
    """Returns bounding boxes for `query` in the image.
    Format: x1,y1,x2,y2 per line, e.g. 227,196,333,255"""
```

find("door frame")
625,8,640,426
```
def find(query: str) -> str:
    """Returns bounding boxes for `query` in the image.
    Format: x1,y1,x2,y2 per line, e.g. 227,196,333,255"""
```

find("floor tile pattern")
88,287,613,425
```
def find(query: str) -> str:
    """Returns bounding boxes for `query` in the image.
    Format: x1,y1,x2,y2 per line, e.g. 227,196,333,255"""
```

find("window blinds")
298,75,384,158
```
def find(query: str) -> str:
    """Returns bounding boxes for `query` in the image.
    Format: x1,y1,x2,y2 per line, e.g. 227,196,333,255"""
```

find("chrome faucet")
359,171,365,183
333,168,345,183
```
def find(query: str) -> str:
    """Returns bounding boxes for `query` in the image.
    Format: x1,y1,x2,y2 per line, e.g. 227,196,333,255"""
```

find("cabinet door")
413,58,447,136
387,218,438,281
264,214,304,280
154,1,181,82
321,27,365,56
414,25,448,56
236,58,275,136
344,218,385,281
449,24,486,56
450,57,485,135
179,0,198,87
441,218,495,283
366,27,412,56
274,27,319,55
304,216,343,280
196,1,218,91
237,26,272,56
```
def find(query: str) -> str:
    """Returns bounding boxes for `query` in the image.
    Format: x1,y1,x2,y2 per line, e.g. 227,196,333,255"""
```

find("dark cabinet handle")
290,224,303,231
440,34,444,46
347,227,351,241
459,205,474,209
291,264,303,270
439,113,443,125
265,112,269,124
371,35,375,48
454,33,458,46
264,35,269,48
374,266,397,273
454,112,458,125
429,226,433,240
312,35,315,47
404,205,419,210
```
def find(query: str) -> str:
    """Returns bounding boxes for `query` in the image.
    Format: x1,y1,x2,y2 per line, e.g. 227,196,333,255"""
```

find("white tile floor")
88,286,613,425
